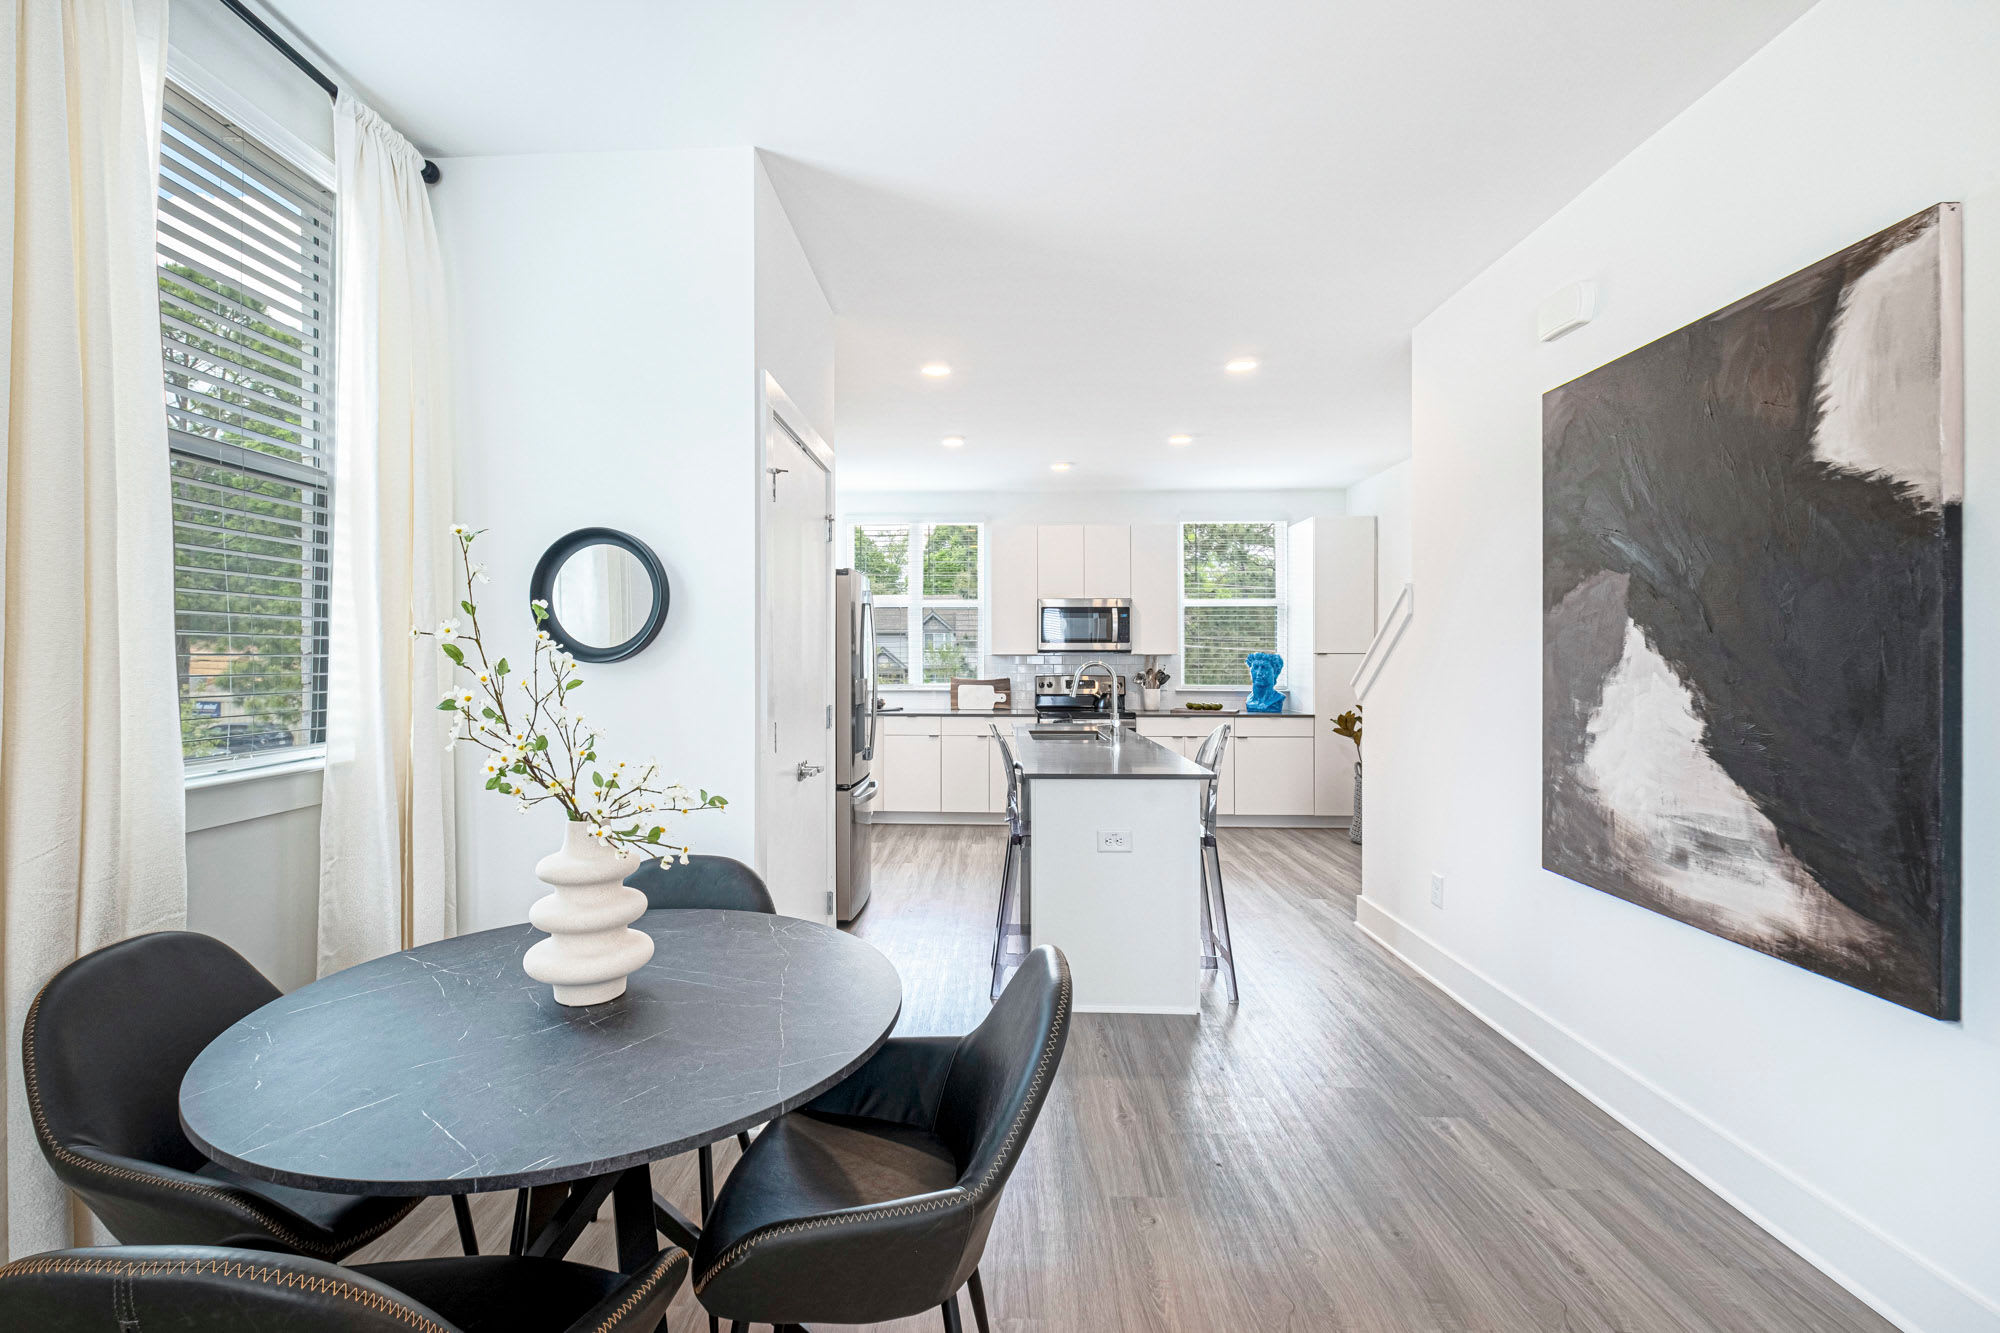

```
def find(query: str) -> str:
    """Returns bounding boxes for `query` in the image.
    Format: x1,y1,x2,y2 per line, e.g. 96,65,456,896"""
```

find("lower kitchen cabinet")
1232,734,1315,816
880,724,942,813
940,731,990,812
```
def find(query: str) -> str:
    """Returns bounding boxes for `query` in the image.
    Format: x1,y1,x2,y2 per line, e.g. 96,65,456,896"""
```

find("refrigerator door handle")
860,598,879,760
848,775,878,806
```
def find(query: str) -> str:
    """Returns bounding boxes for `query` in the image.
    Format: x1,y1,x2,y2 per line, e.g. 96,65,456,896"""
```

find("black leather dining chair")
0,1243,685,1333
691,945,1072,1333
626,853,776,915
21,931,441,1261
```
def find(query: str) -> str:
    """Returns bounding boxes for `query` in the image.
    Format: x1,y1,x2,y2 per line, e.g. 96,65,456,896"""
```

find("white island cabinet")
1015,724,1208,1014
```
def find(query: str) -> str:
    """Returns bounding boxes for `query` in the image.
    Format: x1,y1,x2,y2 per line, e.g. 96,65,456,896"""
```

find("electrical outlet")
1096,830,1133,853
1430,873,1446,909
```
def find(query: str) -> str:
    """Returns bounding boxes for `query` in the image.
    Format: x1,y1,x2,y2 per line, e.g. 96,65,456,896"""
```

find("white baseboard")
1354,895,2000,1333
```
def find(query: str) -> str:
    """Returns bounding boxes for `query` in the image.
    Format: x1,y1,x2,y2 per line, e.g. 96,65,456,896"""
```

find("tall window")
852,523,983,686
1181,521,1284,686
157,88,335,772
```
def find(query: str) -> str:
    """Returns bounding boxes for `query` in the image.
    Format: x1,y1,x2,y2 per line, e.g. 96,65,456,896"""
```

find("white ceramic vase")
522,821,655,1006
1141,687,1163,711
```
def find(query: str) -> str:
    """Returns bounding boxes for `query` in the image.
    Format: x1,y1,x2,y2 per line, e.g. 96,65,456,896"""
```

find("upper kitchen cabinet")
1294,515,1377,653
989,523,1039,654
1082,525,1131,597
1036,524,1085,598
1128,523,1179,655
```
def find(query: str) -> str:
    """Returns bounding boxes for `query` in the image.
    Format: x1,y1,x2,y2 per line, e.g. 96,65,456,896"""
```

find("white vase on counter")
1142,687,1163,711
522,821,655,1005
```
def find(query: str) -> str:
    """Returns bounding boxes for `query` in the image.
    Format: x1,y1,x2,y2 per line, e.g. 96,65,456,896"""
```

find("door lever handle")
795,760,824,781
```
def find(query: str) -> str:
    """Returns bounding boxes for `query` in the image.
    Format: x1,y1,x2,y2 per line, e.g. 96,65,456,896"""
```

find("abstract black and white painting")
1543,204,1962,1019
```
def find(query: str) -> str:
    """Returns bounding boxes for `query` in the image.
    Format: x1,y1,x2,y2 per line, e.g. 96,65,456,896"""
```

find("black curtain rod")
216,0,441,184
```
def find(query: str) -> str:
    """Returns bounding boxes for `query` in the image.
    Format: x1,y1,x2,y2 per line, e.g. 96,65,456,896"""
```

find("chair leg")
990,835,1019,1000
1198,846,1217,967
967,1268,992,1333
1204,838,1239,1004
451,1193,478,1255
941,1292,965,1333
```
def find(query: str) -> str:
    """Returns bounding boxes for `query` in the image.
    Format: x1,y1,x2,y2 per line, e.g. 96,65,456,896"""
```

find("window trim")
847,519,987,690
1177,518,1288,690
163,81,337,782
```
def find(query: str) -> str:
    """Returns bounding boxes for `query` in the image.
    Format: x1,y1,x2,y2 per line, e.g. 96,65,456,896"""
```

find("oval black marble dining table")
178,909,902,1269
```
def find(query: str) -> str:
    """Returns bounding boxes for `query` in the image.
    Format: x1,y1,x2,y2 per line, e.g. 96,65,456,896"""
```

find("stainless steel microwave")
1038,598,1132,652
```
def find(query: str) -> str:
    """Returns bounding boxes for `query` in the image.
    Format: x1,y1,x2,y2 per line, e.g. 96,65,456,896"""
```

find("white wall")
755,154,835,446
1345,459,1410,633
436,146,835,932
1362,3,2000,1328
437,148,763,932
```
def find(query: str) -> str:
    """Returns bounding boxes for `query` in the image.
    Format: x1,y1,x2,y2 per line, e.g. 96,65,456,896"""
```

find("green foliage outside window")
163,260,321,763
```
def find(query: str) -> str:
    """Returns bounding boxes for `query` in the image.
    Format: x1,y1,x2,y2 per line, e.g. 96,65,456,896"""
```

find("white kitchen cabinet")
880,718,942,813
1232,734,1315,816
1314,654,1363,817
1138,718,1234,816
988,523,1040,655
1314,515,1378,653
1036,525,1085,598
1128,523,1179,655
941,733,990,812
1082,524,1131,597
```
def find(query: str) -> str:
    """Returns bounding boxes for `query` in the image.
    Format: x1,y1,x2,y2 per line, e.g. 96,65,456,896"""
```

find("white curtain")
317,94,455,975
0,0,187,1260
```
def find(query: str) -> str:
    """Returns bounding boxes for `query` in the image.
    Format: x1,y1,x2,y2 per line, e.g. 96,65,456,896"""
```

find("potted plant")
1331,706,1362,844
422,525,726,1005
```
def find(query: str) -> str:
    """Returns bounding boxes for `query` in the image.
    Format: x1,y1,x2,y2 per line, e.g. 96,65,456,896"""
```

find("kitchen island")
1011,723,1211,1014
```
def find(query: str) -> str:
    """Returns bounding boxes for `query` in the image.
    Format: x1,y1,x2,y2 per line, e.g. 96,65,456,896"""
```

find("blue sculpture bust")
1244,652,1287,713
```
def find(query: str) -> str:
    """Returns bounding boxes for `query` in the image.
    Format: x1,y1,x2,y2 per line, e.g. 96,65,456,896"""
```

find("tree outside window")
851,522,983,685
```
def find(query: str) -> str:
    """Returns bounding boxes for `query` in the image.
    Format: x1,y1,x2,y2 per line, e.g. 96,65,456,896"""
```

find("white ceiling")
262,0,1812,492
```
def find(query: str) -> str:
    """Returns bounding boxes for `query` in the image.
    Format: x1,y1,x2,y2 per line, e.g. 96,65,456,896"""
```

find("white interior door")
760,407,833,920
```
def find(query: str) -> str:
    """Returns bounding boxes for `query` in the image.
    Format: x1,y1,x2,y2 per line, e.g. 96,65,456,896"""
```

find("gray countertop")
1008,723,1213,780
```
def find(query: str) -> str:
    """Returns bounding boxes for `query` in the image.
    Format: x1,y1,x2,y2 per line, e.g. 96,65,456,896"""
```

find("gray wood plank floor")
354,825,1891,1332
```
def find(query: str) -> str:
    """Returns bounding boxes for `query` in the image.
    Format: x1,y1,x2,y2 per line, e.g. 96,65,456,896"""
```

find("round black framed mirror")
528,528,669,663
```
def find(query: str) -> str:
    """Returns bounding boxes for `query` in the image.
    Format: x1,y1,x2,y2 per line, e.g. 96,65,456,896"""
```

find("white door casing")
758,381,834,921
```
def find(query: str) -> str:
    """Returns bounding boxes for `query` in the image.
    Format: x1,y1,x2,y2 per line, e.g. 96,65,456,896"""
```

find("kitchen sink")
1028,724,1115,741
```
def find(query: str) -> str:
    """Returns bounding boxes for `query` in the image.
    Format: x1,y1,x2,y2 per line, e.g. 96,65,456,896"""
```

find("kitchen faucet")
1073,660,1122,730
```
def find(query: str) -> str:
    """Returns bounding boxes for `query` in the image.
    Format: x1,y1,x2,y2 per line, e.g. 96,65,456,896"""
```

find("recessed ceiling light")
1050,461,1073,472
1224,357,1259,374
921,362,952,378
1167,434,1194,446
941,435,965,448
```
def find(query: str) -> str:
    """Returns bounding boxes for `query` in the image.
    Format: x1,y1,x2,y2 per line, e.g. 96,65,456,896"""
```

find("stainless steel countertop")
1007,723,1212,780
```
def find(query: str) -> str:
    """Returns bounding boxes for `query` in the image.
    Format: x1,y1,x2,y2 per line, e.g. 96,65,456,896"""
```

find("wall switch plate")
1430,873,1446,908
1097,830,1133,853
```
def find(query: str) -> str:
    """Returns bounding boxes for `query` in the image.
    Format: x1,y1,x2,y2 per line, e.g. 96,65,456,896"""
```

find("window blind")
159,87,335,770
1182,522,1284,686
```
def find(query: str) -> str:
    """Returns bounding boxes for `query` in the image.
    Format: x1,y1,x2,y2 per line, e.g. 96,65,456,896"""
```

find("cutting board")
950,677,1012,711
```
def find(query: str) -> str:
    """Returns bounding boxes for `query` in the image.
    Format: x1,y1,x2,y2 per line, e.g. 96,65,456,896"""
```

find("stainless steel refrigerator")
834,569,879,921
